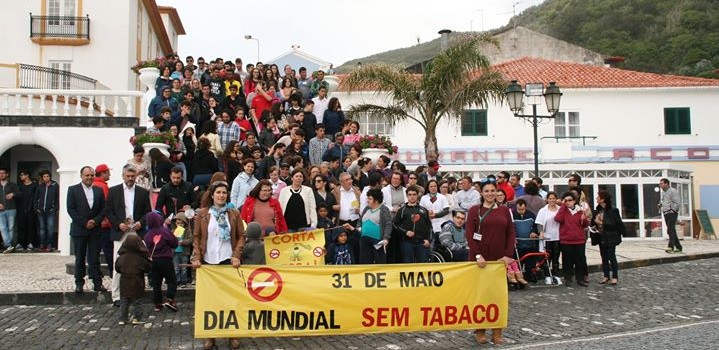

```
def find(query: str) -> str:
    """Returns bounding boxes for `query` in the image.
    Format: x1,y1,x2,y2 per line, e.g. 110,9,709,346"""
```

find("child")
144,211,179,312
115,234,151,325
506,260,529,286
242,222,266,265
172,213,192,287
326,230,355,265
316,203,335,245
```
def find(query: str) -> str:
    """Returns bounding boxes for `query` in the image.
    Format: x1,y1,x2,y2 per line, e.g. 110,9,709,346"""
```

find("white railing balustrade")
0,88,144,117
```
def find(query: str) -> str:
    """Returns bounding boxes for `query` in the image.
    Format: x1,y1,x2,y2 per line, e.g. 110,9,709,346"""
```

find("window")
355,112,393,136
49,61,72,90
554,111,580,137
47,0,76,30
664,107,691,135
461,109,487,136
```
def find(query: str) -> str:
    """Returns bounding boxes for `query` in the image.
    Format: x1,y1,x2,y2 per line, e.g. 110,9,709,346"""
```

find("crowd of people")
0,54,686,348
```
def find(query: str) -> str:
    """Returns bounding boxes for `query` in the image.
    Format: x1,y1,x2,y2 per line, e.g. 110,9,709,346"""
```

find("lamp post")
244,35,260,62
505,80,563,177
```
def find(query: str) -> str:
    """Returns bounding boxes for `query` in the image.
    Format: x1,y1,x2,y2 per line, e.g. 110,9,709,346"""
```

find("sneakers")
154,304,163,312
554,277,563,285
163,299,178,312
15,244,24,252
3,246,15,254
544,277,553,285
674,248,683,253
665,248,675,253
27,243,34,251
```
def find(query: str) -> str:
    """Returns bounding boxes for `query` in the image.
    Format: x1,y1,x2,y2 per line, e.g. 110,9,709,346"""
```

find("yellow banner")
194,262,508,338
264,229,326,266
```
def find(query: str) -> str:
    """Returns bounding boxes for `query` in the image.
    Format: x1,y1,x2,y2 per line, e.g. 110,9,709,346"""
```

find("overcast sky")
158,0,545,66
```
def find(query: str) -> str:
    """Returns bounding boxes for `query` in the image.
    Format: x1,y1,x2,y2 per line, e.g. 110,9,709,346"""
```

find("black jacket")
155,181,195,217
595,206,626,246
106,184,152,240
66,183,105,237
192,149,219,175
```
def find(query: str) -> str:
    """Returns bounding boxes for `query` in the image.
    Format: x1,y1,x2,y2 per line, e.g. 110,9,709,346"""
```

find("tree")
342,35,507,161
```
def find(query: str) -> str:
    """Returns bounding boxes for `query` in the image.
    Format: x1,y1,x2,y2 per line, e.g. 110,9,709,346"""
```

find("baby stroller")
514,237,560,288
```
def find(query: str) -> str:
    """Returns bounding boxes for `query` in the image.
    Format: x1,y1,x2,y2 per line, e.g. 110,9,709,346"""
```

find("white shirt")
338,186,359,221
419,193,450,233
536,205,561,241
204,211,233,264
82,183,94,208
312,96,329,123
123,183,135,220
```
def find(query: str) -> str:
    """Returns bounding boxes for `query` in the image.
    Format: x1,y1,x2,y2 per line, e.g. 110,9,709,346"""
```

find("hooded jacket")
143,211,178,260
115,234,151,299
241,222,266,265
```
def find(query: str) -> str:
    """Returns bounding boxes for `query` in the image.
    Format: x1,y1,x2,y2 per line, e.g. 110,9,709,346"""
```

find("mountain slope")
512,0,719,77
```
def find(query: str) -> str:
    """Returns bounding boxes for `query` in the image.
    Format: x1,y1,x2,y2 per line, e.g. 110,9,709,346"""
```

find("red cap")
95,164,111,174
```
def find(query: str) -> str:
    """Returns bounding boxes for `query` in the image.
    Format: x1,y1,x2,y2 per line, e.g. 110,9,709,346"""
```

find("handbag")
588,226,601,246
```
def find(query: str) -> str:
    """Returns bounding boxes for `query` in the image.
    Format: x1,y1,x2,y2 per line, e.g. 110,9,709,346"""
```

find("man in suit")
67,166,107,293
418,160,442,190
106,164,151,305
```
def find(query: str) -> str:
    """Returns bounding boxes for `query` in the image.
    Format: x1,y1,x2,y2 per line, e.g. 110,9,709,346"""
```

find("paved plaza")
1,257,719,349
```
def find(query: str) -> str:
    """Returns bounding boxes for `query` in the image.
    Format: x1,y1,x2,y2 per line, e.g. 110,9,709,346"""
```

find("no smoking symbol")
247,267,283,302
269,249,280,259
312,246,323,257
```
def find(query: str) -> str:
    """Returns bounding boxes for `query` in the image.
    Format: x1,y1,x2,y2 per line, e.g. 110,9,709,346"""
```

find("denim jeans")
173,253,188,284
400,240,430,263
0,209,16,247
37,210,57,249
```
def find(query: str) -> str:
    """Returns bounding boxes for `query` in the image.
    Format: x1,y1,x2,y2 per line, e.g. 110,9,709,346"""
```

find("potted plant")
358,134,398,161
129,131,179,157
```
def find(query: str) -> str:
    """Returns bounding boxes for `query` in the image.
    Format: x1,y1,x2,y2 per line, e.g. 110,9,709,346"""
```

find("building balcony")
30,13,90,46
18,64,100,90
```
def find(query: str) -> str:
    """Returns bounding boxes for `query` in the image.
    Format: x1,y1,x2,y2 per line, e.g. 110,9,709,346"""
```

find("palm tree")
342,35,507,161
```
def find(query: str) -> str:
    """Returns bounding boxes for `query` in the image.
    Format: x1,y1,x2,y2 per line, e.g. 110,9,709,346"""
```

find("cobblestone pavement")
2,239,717,293
1,258,718,349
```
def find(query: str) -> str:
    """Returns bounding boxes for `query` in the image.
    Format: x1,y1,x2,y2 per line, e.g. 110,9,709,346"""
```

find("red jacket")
497,182,515,201
240,196,288,234
554,204,589,245
92,176,111,229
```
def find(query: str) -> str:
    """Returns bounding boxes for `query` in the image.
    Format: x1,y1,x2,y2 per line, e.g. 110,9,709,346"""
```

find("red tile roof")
492,57,719,88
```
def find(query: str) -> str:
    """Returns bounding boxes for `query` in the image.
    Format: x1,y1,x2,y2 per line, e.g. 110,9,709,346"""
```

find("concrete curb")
3,252,719,305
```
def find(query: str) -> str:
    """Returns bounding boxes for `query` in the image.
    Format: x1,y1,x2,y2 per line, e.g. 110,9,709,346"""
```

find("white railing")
0,88,144,117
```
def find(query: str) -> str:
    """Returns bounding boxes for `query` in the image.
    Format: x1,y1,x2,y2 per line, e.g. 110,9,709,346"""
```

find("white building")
0,0,185,255
335,57,719,239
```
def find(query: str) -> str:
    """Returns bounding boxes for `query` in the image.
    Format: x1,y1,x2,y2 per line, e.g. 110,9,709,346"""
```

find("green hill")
512,0,719,77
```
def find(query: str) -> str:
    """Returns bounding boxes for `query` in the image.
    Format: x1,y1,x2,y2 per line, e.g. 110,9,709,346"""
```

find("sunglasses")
479,178,497,184
409,177,417,180
564,198,575,202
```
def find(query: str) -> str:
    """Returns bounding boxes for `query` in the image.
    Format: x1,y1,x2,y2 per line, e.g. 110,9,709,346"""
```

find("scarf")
429,193,437,203
210,205,230,241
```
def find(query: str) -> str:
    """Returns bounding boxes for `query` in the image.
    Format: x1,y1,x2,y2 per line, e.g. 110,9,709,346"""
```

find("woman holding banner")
192,181,246,350
241,180,288,235
465,179,515,345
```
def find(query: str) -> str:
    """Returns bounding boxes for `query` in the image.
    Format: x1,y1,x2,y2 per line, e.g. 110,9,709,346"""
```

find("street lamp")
505,80,563,177
244,35,260,62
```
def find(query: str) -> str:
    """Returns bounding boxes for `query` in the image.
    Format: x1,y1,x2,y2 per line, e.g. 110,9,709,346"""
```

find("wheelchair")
428,232,454,263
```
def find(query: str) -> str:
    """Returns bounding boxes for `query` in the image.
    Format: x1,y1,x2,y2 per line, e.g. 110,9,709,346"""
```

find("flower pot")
325,75,339,94
362,148,389,162
138,67,160,90
142,142,170,157
138,67,160,128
